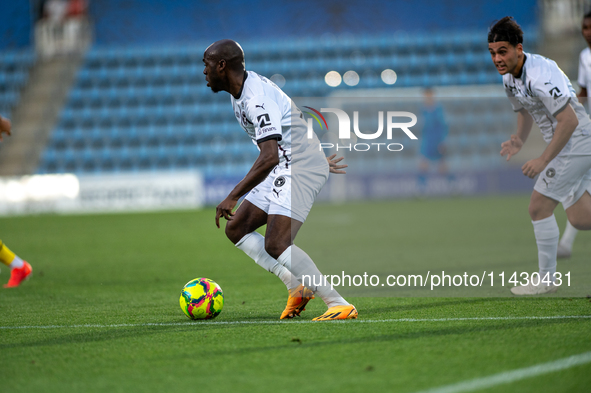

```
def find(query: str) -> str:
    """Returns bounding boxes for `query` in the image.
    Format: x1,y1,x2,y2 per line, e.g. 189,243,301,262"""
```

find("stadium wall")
0,2,33,50
0,1,540,50
88,0,539,46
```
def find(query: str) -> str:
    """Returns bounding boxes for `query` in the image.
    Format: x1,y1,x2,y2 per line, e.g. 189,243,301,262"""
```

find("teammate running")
489,17,591,295
203,39,357,320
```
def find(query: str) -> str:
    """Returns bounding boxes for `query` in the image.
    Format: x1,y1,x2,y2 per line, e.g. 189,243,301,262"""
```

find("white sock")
9,255,24,269
236,232,300,291
559,220,578,250
532,215,559,284
277,245,349,308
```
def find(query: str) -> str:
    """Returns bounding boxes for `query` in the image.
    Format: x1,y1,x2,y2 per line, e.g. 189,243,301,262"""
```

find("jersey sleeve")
578,51,587,89
245,95,283,144
531,67,572,117
504,81,523,112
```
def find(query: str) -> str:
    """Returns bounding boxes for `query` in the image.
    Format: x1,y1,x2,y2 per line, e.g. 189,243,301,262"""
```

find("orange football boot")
4,261,32,288
312,304,358,321
280,284,315,319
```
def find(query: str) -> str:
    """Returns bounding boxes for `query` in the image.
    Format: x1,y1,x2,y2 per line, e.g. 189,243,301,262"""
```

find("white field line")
1,314,590,330
413,351,591,393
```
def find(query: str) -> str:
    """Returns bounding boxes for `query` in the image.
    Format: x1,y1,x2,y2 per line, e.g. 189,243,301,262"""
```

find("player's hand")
500,134,523,161
327,154,347,174
215,196,238,228
521,157,548,179
0,116,11,142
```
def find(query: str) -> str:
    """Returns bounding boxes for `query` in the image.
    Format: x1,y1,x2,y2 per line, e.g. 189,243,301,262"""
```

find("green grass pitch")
1,195,590,392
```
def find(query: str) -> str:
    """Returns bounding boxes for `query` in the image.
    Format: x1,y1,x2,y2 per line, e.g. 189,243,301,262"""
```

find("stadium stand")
0,51,36,119
36,30,536,176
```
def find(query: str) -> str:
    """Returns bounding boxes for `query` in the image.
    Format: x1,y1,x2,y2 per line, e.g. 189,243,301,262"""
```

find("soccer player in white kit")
203,39,357,319
488,17,591,295
556,11,591,258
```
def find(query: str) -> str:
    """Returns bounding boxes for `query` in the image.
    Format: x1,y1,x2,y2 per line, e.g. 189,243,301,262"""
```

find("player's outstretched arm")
327,154,347,174
0,116,12,142
521,104,578,178
215,139,279,228
500,109,532,161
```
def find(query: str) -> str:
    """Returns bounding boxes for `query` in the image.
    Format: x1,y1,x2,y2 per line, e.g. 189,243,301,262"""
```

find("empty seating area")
37,31,529,176
244,30,505,91
0,51,35,118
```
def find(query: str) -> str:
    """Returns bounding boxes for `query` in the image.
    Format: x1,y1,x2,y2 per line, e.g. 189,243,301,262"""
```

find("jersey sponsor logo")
257,126,277,136
546,168,556,178
255,104,265,110
272,188,282,198
257,113,271,128
274,176,286,187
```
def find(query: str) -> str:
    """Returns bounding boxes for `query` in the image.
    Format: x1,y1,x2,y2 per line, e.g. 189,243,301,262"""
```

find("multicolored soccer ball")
179,278,224,320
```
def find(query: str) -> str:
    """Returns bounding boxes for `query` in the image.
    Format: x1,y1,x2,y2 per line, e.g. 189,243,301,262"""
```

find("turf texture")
1,195,590,392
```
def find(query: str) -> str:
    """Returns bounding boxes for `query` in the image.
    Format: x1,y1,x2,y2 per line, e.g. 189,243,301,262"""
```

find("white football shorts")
534,134,591,209
245,160,329,223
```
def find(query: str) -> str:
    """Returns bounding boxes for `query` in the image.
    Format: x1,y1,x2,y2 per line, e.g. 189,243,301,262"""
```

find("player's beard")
207,74,223,93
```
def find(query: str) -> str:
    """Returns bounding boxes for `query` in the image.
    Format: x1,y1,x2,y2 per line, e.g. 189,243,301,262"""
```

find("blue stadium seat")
39,33,512,175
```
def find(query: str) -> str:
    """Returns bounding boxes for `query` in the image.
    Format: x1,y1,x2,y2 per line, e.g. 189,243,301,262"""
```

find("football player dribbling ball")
202,39,357,320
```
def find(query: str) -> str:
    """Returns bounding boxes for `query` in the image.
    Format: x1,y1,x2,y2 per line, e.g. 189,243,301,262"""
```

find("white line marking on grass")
413,351,591,393
0,315,589,330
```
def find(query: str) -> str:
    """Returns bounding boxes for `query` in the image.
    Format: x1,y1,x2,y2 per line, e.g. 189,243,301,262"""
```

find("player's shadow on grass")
203,317,585,357
356,297,537,317
0,325,208,350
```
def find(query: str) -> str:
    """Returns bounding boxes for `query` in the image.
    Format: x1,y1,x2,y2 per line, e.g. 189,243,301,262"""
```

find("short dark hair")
488,16,523,46
584,10,591,20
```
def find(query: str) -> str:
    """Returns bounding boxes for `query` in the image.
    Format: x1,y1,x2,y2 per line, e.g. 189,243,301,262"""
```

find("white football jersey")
577,47,591,111
504,52,591,144
231,71,323,168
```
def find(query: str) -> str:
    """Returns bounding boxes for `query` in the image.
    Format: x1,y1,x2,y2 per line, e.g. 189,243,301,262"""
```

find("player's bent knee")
528,205,543,221
528,203,554,221
224,220,244,244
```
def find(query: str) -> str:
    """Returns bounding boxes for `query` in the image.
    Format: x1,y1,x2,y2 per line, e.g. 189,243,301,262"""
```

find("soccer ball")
179,278,224,320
